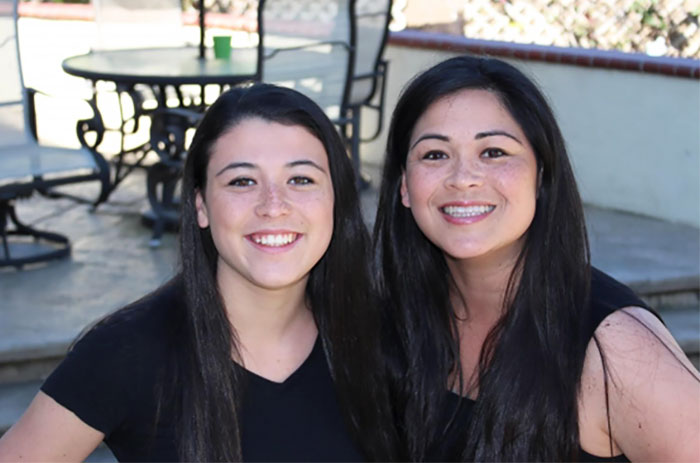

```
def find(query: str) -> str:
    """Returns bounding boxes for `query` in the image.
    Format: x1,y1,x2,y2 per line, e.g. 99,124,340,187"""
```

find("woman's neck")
446,250,522,396
446,248,520,322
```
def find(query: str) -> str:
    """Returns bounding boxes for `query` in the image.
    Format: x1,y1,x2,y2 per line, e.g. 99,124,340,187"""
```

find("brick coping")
389,29,699,79
17,3,699,79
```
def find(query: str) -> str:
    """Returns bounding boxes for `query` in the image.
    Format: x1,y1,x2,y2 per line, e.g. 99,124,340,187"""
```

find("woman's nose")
445,157,484,190
254,183,291,217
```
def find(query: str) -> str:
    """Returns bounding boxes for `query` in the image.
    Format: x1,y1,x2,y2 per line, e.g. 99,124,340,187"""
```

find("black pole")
199,0,205,59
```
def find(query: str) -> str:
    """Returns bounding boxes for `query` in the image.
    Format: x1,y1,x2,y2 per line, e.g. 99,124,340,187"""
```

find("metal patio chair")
257,0,360,178
0,0,110,268
348,0,392,144
257,0,391,187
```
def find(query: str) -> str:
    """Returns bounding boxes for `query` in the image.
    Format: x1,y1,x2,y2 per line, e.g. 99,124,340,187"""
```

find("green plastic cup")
213,35,232,59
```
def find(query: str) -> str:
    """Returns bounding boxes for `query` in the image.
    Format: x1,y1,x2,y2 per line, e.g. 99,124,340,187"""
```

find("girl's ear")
195,190,209,228
400,172,411,208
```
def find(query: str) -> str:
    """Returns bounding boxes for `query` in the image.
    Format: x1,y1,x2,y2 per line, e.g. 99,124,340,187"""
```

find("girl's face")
196,117,334,292
400,89,538,267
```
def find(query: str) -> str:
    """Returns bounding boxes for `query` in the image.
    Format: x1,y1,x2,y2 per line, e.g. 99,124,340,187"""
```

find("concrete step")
0,380,39,435
586,206,700,304
660,306,700,369
0,344,68,385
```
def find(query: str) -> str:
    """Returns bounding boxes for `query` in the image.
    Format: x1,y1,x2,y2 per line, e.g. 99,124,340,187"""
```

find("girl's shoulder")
82,276,186,351
39,277,187,438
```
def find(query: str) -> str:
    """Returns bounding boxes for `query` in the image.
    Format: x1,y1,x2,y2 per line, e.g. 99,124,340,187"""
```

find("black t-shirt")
428,267,656,462
41,280,364,462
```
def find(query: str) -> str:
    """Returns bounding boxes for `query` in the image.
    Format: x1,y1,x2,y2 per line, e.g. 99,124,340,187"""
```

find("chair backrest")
258,0,354,120
0,0,30,147
92,0,186,50
349,0,391,106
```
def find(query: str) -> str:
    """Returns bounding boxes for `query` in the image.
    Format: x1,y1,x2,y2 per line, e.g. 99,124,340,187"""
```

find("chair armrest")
24,86,106,151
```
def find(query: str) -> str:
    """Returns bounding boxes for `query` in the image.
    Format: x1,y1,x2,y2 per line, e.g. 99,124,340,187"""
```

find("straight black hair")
170,83,399,461
374,56,591,461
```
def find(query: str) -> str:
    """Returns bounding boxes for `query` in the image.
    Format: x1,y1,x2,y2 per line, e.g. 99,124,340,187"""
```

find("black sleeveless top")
430,267,655,462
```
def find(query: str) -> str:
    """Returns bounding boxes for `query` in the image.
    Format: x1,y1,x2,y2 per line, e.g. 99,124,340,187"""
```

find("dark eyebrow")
216,162,256,177
215,159,327,176
409,133,449,151
475,130,523,145
287,159,326,173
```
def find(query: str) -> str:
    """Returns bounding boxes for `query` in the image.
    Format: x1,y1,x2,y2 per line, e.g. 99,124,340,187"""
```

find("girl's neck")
216,265,316,350
216,265,318,382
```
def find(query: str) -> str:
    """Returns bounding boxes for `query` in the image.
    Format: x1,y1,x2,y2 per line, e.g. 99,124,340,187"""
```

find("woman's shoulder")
580,280,700,460
586,268,686,397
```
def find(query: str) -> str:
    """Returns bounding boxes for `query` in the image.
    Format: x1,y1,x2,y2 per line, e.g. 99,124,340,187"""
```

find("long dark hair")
374,56,591,461
174,83,398,461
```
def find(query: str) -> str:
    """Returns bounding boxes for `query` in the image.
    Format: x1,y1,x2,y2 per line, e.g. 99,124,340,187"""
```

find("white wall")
360,45,700,227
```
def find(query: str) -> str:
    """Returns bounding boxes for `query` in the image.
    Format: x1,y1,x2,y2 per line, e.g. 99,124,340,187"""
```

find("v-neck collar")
238,336,322,388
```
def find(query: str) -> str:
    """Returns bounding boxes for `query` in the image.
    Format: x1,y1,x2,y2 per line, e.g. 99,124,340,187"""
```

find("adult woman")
374,56,699,461
0,84,397,462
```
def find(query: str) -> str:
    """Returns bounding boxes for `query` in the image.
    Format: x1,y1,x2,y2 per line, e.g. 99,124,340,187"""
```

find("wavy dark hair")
171,83,397,461
374,56,591,461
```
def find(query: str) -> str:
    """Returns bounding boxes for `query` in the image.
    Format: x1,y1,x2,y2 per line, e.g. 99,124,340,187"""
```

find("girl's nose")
254,183,291,217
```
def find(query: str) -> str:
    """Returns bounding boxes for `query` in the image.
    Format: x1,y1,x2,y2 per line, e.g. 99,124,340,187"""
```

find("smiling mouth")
441,205,495,218
249,233,300,247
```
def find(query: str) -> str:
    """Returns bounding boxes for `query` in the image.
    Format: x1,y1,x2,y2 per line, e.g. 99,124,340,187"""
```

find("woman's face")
196,117,334,291
400,89,538,266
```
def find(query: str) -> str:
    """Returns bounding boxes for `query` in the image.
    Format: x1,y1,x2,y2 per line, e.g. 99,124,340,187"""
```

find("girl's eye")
229,177,256,187
289,176,314,186
422,150,447,161
481,148,507,159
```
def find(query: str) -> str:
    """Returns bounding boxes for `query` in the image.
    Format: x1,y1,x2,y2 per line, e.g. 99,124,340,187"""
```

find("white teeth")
253,233,297,247
442,205,495,217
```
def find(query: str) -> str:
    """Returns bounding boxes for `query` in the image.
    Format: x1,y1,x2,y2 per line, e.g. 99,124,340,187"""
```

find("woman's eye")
229,177,256,187
289,176,314,186
422,150,447,161
481,148,507,159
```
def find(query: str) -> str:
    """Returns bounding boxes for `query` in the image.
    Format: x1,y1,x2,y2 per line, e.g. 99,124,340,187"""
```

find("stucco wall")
360,45,700,227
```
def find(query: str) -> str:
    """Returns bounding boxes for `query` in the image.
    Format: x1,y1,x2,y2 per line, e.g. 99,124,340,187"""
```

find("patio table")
62,46,259,201
62,46,258,88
